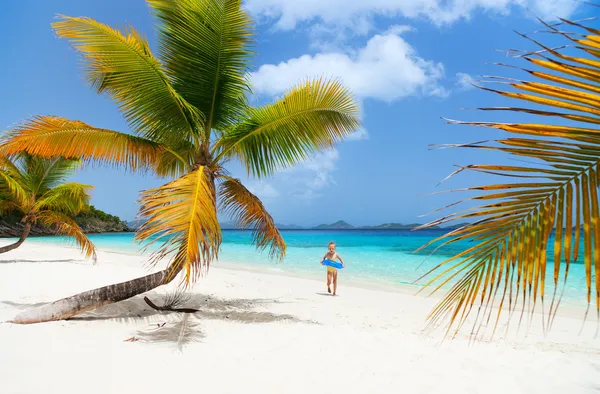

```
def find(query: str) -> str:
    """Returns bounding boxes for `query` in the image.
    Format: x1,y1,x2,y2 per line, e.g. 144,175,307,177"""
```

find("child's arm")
336,253,345,268
320,254,327,265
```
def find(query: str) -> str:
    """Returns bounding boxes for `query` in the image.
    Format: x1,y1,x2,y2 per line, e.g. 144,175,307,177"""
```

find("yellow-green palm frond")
215,79,360,178
0,156,29,208
420,17,600,339
219,176,286,260
135,165,221,283
0,116,166,171
148,0,253,135
35,182,93,216
20,155,81,197
153,139,196,178
52,15,203,143
37,211,97,263
0,200,19,215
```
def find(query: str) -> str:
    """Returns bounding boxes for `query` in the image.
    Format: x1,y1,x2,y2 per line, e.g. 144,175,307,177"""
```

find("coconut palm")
417,15,600,338
0,0,360,324
0,154,96,260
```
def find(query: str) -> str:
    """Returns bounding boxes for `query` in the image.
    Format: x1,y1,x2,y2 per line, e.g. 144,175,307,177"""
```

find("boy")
321,241,345,296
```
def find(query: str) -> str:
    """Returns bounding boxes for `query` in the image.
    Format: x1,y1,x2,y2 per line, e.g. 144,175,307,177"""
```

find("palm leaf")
421,17,600,339
52,15,203,143
135,165,221,283
219,176,285,260
0,116,167,171
0,156,29,208
215,79,360,178
21,156,81,197
35,182,93,215
37,211,97,263
148,0,253,138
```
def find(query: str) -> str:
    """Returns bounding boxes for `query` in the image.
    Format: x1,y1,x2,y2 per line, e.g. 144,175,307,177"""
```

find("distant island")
212,219,469,231
0,206,131,238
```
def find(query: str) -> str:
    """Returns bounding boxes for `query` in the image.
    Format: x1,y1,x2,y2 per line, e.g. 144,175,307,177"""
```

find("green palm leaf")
52,15,203,143
421,17,600,339
215,79,360,178
35,182,93,215
148,0,253,137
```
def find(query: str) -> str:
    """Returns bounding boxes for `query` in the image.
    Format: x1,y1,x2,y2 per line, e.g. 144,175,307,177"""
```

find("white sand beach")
0,242,599,394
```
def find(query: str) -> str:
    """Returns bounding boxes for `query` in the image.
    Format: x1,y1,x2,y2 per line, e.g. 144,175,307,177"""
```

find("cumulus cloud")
245,0,579,32
455,72,477,91
251,29,447,102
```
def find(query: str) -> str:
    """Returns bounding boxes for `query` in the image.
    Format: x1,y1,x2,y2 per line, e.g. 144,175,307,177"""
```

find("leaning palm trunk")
11,264,182,324
0,222,31,254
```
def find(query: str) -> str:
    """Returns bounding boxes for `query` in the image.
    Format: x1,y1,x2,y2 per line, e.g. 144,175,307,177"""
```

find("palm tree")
417,15,600,338
0,0,360,324
0,154,96,260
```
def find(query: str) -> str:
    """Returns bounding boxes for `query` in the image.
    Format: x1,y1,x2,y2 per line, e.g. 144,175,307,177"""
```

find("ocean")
20,229,593,306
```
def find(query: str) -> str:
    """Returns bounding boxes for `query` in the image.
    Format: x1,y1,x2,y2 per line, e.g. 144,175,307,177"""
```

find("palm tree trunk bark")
0,222,32,254
10,265,181,324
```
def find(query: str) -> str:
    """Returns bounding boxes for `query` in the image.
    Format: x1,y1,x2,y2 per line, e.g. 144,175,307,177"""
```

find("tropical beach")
3,0,600,393
0,239,599,394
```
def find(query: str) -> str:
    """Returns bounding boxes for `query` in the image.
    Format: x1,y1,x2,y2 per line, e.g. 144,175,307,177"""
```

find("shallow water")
24,229,592,306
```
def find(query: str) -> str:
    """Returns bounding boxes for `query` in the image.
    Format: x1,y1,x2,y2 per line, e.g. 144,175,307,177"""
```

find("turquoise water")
24,229,591,305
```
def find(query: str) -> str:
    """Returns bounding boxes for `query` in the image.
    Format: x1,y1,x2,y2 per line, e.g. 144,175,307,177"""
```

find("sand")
0,241,599,394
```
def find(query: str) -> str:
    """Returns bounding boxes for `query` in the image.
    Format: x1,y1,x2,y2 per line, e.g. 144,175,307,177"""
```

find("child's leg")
327,271,332,293
332,270,338,296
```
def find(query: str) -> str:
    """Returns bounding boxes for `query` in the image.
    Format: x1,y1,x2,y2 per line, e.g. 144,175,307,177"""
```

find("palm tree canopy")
0,0,361,283
418,16,600,338
0,154,97,261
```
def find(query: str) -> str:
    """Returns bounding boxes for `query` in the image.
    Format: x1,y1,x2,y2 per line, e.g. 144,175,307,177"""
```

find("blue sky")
0,0,590,226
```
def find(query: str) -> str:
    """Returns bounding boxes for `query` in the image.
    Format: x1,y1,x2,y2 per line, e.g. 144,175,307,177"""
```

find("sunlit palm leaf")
135,165,221,283
35,182,93,215
215,79,360,178
0,157,29,207
421,17,600,339
219,176,286,260
148,0,253,136
53,15,203,143
37,211,97,263
0,116,165,171
153,139,196,178
21,156,81,197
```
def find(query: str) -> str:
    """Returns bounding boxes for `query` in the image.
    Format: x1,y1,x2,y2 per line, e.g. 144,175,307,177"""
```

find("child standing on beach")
321,241,345,296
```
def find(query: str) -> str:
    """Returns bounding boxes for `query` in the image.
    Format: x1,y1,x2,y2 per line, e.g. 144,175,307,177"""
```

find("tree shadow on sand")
2,292,318,348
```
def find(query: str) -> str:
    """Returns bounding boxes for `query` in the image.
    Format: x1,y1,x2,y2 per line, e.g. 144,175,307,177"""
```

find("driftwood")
143,296,199,314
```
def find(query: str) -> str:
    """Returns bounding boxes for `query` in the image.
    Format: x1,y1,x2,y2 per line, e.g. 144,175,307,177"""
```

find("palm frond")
35,182,93,215
21,155,81,197
422,17,600,339
0,116,166,171
154,139,196,178
0,200,20,215
219,176,286,260
135,165,221,283
148,0,253,136
215,78,360,178
0,157,29,208
37,211,97,263
53,15,203,143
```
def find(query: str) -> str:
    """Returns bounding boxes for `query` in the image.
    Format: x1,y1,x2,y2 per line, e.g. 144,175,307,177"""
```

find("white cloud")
455,72,477,91
251,30,447,102
247,182,281,199
245,0,579,32
346,127,369,141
